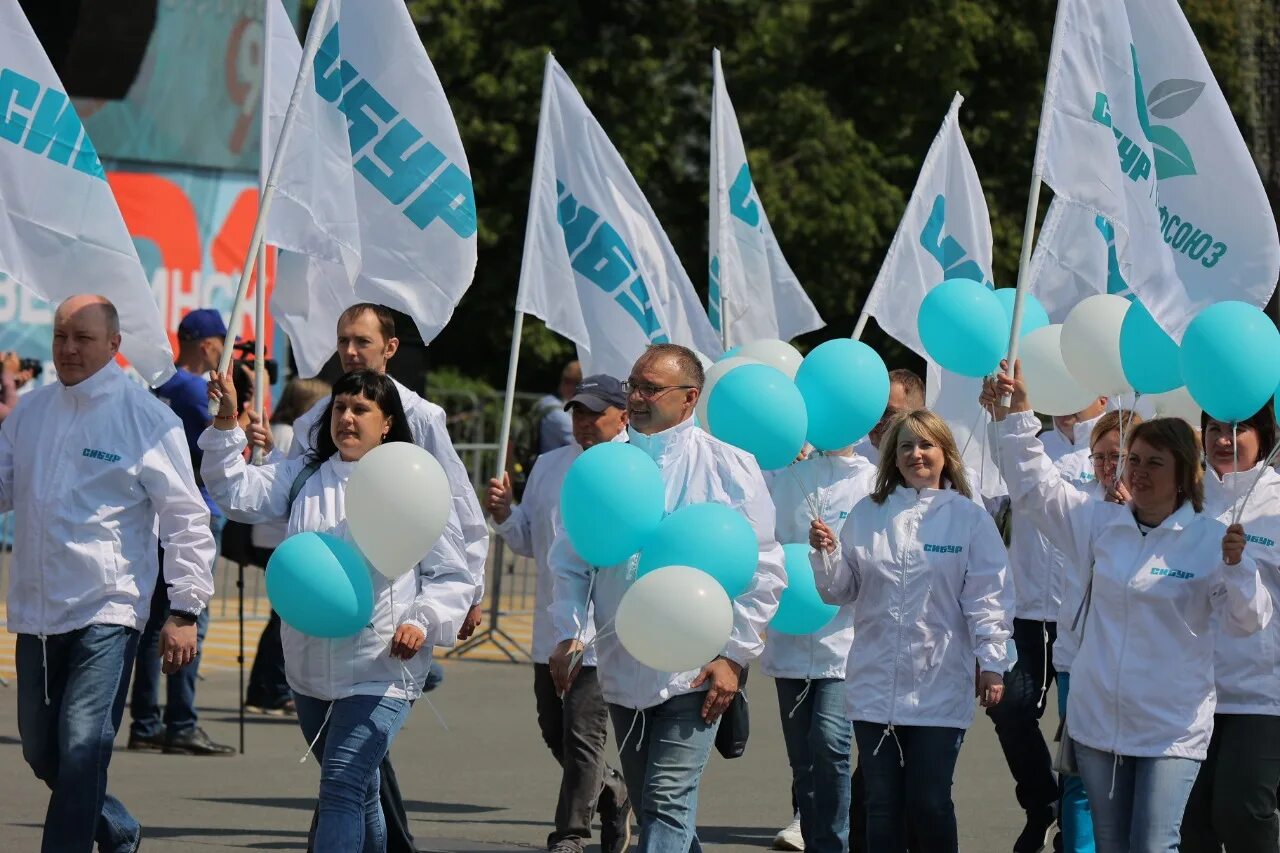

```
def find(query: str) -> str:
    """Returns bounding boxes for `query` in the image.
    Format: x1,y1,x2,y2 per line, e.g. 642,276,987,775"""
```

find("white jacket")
760,453,876,680
995,410,1271,759
1204,464,1280,716
1003,418,1099,622
549,418,787,710
288,377,488,604
495,440,604,665
812,485,1013,730
201,427,474,701
0,362,215,635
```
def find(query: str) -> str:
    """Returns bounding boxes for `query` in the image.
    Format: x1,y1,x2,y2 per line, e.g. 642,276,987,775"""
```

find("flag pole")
210,0,335,414
495,52,557,481
711,48,731,351
851,308,870,341
251,4,273,465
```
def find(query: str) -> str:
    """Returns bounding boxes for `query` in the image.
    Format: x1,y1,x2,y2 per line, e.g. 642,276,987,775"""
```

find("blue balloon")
992,288,1050,340
794,339,890,451
1119,301,1182,394
637,503,758,597
770,543,839,635
706,363,808,470
560,442,666,566
266,532,374,638
917,279,1007,377
1180,301,1280,423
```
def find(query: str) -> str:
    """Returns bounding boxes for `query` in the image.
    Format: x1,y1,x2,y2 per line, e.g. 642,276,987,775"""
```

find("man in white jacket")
487,374,631,853
0,294,216,853
549,343,788,852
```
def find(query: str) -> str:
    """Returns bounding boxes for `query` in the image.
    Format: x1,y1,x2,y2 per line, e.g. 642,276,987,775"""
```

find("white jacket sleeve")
197,427,299,524
1215,553,1273,637
993,411,1094,567
812,543,860,606
414,405,489,606
402,510,476,648
962,507,1014,673
721,464,787,666
139,422,217,615
548,521,594,645
494,503,535,558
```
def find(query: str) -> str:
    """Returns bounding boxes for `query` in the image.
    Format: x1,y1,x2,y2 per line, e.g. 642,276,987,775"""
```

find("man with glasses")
987,394,1107,853
549,343,787,852
487,374,632,853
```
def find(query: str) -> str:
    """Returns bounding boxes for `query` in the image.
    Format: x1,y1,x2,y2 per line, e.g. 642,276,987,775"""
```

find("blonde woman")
809,409,1013,853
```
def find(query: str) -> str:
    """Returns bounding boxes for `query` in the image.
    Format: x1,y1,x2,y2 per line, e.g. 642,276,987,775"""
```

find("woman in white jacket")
989,363,1269,853
808,409,1013,853
200,369,474,853
1181,405,1280,853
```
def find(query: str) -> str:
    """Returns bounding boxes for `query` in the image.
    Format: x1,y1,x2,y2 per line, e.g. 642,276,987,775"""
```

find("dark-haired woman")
989,362,1270,853
200,369,474,853
1181,406,1280,853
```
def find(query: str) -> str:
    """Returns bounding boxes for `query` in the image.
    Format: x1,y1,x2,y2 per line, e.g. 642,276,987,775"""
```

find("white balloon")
346,442,452,578
736,338,803,379
1061,294,1132,396
1020,325,1099,416
1147,385,1202,427
615,565,734,673
695,356,759,430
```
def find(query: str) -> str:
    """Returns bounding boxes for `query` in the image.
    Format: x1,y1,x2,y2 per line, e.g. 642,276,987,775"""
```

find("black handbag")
714,666,750,759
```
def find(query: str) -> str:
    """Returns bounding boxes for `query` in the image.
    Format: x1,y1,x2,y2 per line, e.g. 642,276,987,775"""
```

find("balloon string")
1231,423,1241,525
566,569,598,677
1236,441,1280,526
958,398,989,460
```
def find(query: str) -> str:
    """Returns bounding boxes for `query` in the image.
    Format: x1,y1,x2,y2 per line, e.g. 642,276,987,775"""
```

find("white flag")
0,1,174,385
860,94,1002,496
1035,0,1278,341
1028,199,1131,323
709,49,823,348
264,0,477,376
516,55,722,379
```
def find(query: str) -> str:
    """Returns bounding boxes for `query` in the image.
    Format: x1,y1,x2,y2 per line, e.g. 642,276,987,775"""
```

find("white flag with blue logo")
709,49,823,348
860,94,1003,496
1028,200,1124,323
264,0,477,377
516,55,722,379
1035,0,1278,341
0,0,174,385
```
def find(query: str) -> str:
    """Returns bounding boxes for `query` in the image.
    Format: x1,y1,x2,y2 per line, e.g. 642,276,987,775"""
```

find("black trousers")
986,618,1058,820
1181,713,1280,853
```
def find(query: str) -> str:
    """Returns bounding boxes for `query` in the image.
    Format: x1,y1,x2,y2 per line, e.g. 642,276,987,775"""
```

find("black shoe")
163,726,235,756
600,798,634,853
1013,811,1056,853
126,731,165,752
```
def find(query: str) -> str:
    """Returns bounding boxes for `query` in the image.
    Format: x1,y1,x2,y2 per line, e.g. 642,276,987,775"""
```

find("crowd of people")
0,293,1276,853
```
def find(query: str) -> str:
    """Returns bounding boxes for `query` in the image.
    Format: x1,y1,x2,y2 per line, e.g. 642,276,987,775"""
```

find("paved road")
0,659,1056,851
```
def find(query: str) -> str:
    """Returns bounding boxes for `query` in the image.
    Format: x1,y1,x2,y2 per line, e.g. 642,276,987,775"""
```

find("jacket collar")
1109,498,1198,534
1063,412,1103,448
60,360,123,402
888,483,952,507
627,417,696,467
1204,461,1272,509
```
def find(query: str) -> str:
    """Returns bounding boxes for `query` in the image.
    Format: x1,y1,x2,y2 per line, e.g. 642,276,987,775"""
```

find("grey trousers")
533,663,629,849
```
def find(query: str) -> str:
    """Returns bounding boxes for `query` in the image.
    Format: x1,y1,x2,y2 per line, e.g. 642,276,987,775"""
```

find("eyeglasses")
622,380,696,400
1090,452,1123,467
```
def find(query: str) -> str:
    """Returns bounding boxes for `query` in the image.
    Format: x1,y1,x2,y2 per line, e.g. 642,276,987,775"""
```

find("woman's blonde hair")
1126,417,1204,513
1089,409,1143,450
871,409,971,503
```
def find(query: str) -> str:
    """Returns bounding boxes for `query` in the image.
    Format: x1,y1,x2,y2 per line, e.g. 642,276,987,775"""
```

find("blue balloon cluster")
794,339,889,451
917,279,1007,377
637,503,758,597
1119,301,1181,394
267,532,374,638
706,362,808,470
1180,301,1280,423
770,543,839,635
560,442,666,566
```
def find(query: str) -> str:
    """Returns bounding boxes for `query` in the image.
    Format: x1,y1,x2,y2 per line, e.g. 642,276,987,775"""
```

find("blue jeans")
853,722,965,853
1057,674,1095,852
775,678,852,853
608,692,720,853
16,625,141,853
294,692,411,853
131,514,223,738
1073,742,1200,853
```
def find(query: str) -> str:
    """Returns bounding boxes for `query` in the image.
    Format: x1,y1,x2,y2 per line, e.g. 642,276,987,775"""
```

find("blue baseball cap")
177,308,230,341
565,374,627,412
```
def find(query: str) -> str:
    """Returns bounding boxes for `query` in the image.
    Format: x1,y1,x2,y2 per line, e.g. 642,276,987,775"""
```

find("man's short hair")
640,343,705,390
338,303,396,342
889,368,925,407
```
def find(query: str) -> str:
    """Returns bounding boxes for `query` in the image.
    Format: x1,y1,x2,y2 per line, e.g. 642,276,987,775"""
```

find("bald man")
0,295,216,852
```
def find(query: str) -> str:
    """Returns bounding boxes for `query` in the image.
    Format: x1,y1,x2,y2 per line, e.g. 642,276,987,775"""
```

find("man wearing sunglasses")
549,343,787,852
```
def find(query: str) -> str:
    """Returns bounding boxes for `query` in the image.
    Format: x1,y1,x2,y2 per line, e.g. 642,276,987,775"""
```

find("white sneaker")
773,813,804,851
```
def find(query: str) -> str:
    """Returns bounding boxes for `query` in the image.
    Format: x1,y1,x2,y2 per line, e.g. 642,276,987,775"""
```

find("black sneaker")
163,726,235,756
126,731,165,752
601,798,633,853
1013,811,1056,853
